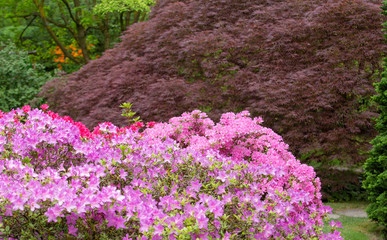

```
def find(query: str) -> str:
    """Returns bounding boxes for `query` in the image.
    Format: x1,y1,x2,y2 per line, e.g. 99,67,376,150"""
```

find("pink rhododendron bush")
0,106,342,239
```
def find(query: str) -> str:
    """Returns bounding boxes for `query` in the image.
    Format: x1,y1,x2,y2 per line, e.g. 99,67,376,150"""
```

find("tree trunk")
76,24,90,63
133,11,140,24
73,0,90,63
119,12,125,32
103,16,110,51
140,12,147,22
125,11,132,28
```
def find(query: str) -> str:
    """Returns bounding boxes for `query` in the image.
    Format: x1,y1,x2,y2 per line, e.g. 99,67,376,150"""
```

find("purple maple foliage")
41,0,386,164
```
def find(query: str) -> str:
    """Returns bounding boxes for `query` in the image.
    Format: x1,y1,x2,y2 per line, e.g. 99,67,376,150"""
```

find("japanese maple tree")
41,0,386,165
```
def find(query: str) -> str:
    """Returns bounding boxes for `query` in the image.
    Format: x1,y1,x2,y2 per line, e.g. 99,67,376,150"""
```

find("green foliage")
316,167,367,202
362,3,387,237
120,102,141,124
94,0,154,15
0,0,154,73
0,26,24,43
0,43,52,112
363,60,387,238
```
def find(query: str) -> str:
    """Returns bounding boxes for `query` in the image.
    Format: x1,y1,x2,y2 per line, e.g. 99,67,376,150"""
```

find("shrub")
363,61,387,237
0,43,51,112
41,0,386,165
0,106,342,239
363,2,387,237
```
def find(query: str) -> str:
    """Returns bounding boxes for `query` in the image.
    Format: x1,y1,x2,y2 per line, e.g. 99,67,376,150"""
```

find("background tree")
0,0,154,71
94,0,154,32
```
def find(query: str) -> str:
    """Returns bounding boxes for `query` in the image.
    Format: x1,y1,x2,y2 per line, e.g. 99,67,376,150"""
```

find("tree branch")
19,15,38,45
6,13,39,19
45,17,76,37
59,0,78,24
33,0,80,63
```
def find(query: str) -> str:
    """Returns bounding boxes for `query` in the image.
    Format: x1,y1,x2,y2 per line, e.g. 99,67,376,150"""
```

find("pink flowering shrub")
0,106,342,239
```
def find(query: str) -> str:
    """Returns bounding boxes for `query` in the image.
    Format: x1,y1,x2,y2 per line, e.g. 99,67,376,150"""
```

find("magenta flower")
153,223,164,235
190,179,202,192
114,215,127,229
45,205,63,222
222,232,231,240
12,198,25,211
216,171,228,182
196,214,208,230
330,220,343,228
68,225,78,236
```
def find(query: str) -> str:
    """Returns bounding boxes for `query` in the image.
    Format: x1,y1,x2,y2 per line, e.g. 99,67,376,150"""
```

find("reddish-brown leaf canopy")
41,0,386,164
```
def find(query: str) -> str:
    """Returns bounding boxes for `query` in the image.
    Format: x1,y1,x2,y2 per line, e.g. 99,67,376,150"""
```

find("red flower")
22,105,31,113
146,121,156,128
136,122,144,128
40,104,49,110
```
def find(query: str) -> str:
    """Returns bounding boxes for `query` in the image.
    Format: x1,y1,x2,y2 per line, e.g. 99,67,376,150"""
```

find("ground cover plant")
0,105,342,239
41,0,386,166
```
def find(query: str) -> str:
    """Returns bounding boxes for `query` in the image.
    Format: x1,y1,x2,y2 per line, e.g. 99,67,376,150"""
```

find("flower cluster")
52,42,99,69
0,106,342,239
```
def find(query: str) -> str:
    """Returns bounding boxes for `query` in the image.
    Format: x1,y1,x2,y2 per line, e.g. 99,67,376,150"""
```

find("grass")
326,201,369,210
323,201,384,240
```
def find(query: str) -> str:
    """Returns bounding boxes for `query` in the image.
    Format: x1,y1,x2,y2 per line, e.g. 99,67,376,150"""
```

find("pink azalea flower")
197,214,208,229
153,223,164,235
216,171,228,182
222,232,231,240
12,198,25,211
68,225,78,236
190,179,202,192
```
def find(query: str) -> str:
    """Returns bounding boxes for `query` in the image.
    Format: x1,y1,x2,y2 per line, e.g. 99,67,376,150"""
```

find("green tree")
94,0,154,32
1,0,154,66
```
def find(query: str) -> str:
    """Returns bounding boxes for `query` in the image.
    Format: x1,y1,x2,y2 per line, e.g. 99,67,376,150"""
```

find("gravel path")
329,209,367,219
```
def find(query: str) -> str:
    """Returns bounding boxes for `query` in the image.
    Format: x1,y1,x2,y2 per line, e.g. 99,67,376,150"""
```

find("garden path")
329,209,367,219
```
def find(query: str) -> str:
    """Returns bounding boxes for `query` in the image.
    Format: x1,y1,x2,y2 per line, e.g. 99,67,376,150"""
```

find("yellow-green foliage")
93,0,154,15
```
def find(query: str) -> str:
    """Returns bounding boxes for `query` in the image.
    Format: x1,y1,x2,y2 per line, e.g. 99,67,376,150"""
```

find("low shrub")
0,106,342,239
0,44,51,112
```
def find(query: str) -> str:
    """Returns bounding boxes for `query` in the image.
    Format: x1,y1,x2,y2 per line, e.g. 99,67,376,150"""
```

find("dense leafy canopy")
42,0,386,165
94,0,154,15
